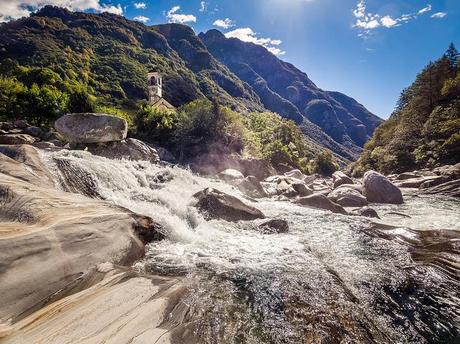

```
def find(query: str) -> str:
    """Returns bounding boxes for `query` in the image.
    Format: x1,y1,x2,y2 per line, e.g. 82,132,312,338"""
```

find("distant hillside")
200,30,382,156
0,6,380,161
352,44,460,175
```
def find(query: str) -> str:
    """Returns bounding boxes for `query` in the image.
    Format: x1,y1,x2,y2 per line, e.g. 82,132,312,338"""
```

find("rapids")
45,150,460,344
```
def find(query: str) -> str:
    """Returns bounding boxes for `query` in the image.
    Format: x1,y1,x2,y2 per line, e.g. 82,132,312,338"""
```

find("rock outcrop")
363,171,403,204
193,187,265,221
55,113,128,143
0,145,164,326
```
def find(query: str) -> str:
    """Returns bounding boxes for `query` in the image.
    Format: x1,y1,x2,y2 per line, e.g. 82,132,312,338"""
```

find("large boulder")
55,113,128,143
80,138,160,163
235,176,268,198
328,186,368,207
332,171,353,189
284,169,305,181
294,194,347,214
363,171,403,204
193,188,265,221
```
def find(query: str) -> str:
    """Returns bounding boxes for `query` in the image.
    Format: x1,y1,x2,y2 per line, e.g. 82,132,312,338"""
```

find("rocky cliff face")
199,30,383,155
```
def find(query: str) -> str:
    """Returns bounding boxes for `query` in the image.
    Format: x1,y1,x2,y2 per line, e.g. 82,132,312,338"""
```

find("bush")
311,150,338,176
0,76,68,125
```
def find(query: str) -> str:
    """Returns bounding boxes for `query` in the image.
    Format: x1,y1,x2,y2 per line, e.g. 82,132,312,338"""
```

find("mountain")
199,30,383,155
352,44,460,175
0,6,380,160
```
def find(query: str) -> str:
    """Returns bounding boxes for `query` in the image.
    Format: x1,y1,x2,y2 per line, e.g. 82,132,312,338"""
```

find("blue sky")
1,0,459,118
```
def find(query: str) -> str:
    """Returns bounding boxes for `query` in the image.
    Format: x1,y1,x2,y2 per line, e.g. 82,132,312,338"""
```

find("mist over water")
46,150,460,343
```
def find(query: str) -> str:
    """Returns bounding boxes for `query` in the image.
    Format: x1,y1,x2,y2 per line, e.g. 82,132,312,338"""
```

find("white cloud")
165,5,196,24
199,1,206,12
225,28,285,56
99,3,123,15
353,1,434,36
134,2,146,9
213,18,234,29
0,0,123,22
431,12,447,19
133,15,149,23
418,4,432,15
380,16,397,28
267,47,285,56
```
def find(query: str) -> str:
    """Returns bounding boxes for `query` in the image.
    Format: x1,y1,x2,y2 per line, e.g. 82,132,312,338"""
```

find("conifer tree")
444,43,459,68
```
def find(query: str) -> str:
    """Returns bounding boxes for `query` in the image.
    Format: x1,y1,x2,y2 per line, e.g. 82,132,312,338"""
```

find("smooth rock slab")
55,113,128,143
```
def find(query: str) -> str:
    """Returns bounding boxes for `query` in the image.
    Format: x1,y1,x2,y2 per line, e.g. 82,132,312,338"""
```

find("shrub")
311,150,338,176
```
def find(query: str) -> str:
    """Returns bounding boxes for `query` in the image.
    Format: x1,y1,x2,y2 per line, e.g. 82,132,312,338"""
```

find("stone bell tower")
148,72,162,104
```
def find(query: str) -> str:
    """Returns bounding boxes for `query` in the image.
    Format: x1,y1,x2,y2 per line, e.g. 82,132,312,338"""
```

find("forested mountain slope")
0,6,380,161
352,44,460,175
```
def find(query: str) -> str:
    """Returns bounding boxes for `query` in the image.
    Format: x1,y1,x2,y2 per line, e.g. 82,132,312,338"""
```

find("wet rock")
328,186,368,207
332,171,353,189
218,168,244,182
294,194,347,214
350,206,380,219
235,176,268,198
81,138,160,163
55,113,128,143
132,214,165,244
193,187,265,221
363,170,403,204
258,219,289,233
0,134,37,145
420,179,460,198
284,169,305,180
419,175,452,189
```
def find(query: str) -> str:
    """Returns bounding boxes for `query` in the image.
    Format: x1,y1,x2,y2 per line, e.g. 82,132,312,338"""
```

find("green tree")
311,150,338,176
444,43,459,68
